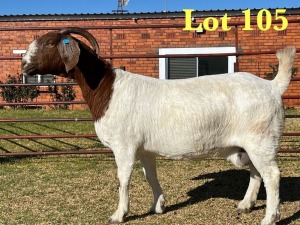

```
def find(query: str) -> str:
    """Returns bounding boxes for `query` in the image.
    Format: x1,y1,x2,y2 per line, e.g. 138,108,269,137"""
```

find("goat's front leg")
108,151,135,224
139,153,165,214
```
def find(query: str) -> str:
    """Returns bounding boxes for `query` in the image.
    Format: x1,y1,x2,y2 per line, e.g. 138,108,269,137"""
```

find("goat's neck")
72,56,116,121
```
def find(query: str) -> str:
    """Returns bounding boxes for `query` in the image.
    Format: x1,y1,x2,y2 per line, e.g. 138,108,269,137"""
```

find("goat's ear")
57,37,80,73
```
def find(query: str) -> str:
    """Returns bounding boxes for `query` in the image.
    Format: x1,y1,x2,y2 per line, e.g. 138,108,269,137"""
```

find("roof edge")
0,7,299,22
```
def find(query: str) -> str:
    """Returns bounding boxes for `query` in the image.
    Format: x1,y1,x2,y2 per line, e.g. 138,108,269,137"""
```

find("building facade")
0,8,299,107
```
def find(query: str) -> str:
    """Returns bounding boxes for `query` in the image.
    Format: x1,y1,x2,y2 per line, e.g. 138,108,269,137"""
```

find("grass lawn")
0,109,104,153
0,155,299,225
0,108,299,224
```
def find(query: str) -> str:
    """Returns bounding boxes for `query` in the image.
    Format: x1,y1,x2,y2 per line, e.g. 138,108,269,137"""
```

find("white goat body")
21,28,296,225
96,47,295,225
96,70,282,160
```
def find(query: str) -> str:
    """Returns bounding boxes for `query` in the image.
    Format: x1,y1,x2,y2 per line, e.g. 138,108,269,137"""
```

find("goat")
22,27,296,225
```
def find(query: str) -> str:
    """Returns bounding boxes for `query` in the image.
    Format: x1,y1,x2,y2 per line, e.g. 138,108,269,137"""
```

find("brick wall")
0,12,299,108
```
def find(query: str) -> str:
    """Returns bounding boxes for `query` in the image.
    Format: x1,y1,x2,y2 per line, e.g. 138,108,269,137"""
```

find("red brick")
0,14,299,108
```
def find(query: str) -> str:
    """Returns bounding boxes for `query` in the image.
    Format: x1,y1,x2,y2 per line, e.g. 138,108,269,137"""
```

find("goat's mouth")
22,64,38,76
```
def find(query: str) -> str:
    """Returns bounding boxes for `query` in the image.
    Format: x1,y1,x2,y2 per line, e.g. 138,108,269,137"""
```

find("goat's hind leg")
246,144,280,225
227,149,262,214
260,162,280,225
139,153,165,214
237,163,262,214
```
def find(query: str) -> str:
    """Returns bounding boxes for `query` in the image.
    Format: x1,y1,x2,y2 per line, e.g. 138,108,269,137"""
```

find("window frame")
159,47,236,79
23,74,56,84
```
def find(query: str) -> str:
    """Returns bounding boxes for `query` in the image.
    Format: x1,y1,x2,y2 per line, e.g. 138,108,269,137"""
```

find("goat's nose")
21,60,27,68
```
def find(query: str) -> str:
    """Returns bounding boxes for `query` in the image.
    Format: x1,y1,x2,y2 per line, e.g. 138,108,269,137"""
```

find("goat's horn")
59,27,100,56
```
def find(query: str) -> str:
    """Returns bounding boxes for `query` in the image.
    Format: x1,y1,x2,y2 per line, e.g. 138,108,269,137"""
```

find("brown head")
22,27,100,78
22,28,115,121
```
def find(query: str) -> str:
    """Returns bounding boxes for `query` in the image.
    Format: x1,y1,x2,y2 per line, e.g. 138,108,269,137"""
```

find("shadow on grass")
278,210,300,225
0,122,100,154
9,123,72,151
0,155,37,164
0,126,40,152
128,169,300,224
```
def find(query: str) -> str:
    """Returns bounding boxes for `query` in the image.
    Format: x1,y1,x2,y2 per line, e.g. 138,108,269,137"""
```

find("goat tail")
272,46,296,94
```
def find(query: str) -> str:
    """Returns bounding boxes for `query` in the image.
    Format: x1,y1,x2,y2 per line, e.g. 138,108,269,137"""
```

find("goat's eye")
44,43,54,48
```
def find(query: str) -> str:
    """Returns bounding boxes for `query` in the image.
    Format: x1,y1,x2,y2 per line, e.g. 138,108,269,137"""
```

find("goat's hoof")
237,207,251,214
108,217,125,224
150,204,165,214
108,209,128,224
108,214,126,224
237,200,255,214
261,212,280,225
150,195,166,214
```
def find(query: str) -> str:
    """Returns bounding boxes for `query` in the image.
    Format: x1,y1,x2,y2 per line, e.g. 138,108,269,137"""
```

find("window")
168,58,197,79
159,47,236,79
23,74,55,84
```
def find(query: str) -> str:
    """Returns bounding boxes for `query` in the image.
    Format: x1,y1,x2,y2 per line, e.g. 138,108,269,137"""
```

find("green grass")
0,109,299,224
0,109,104,153
0,155,299,225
